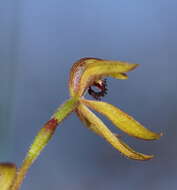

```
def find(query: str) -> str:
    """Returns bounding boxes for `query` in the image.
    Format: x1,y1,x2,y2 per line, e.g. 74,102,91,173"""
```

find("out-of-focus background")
1,0,177,189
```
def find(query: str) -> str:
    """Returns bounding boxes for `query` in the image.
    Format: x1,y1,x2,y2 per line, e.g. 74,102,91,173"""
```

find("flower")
68,57,162,160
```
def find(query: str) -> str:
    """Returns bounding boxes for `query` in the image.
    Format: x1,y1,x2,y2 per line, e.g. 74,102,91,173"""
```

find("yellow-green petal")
76,106,105,138
109,73,128,80
76,107,121,138
78,59,138,96
0,163,17,190
77,104,153,160
81,99,162,140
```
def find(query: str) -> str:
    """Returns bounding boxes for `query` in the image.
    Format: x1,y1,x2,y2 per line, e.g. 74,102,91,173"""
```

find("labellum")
88,79,108,100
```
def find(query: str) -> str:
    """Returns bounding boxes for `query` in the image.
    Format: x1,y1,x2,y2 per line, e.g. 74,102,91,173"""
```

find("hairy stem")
10,97,79,190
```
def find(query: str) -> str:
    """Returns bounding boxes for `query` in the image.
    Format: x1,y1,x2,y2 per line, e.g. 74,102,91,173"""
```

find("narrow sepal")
76,106,106,138
81,99,162,140
77,104,153,160
76,107,121,138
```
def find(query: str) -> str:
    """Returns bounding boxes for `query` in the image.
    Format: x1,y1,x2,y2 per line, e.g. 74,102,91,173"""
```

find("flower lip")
88,79,108,100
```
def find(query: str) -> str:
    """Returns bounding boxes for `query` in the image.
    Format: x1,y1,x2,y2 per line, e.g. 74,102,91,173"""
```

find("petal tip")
133,154,154,161
131,63,139,70
141,154,154,161
121,152,154,161
151,132,163,140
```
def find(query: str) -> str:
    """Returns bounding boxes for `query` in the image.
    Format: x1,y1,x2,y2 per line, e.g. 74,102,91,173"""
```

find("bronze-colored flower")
68,57,162,160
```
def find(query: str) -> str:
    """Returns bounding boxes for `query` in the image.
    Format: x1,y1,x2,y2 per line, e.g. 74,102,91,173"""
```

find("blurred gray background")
1,0,177,189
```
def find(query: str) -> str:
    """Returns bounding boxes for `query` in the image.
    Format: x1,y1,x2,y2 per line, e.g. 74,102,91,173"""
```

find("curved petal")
109,73,128,80
0,163,17,190
77,104,153,160
69,58,91,96
77,108,120,138
69,58,138,96
78,59,138,96
81,99,162,140
76,107,121,138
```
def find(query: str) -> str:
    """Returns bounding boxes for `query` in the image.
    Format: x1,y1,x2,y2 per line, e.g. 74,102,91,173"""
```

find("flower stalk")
10,97,79,190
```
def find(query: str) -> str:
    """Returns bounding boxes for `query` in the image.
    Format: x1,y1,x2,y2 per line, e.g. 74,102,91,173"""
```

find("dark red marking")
44,118,58,131
88,79,108,100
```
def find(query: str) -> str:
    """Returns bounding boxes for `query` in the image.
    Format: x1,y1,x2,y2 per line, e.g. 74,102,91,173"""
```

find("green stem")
10,97,79,190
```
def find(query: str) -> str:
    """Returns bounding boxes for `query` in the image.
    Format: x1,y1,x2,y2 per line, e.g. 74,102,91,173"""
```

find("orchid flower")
0,58,162,190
